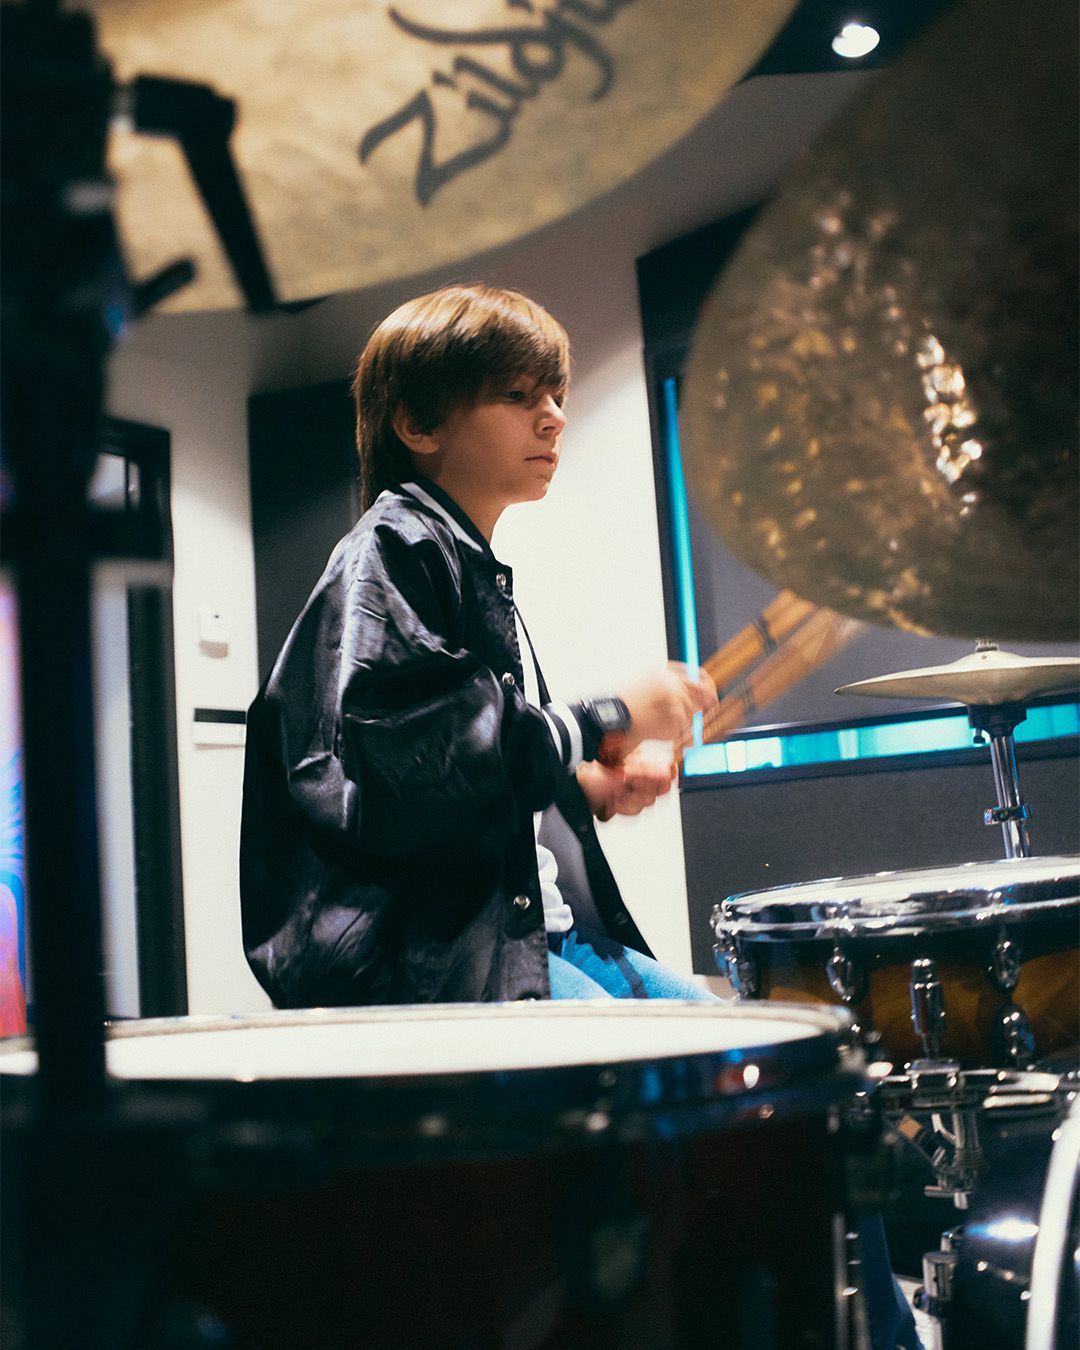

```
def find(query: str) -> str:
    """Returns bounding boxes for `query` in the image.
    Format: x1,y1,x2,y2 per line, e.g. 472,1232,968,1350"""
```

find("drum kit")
690,0,1080,1332
1,1,1077,1349
711,639,1080,1350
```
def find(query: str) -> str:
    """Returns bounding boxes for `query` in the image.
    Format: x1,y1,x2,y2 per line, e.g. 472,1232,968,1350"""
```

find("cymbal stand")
966,701,1032,859
1,2,274,1344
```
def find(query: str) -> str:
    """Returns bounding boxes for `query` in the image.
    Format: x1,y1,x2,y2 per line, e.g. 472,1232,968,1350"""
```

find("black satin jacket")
240,480,651,1007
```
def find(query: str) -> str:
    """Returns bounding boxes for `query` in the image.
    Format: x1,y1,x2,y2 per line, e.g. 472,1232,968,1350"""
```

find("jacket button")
501,672,516,687
513,894,531,911
495,571,508,590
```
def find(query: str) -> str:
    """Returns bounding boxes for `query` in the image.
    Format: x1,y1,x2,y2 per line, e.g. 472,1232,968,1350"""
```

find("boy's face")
418,376,567,533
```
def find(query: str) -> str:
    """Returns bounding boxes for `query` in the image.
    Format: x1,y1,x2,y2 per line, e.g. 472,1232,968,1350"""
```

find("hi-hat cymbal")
682,0,1079,643
836,646,1080,707
76,0,797,311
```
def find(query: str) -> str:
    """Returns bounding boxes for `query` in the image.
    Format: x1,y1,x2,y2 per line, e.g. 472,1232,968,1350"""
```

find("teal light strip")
662,377,700,672
683,702,1080,777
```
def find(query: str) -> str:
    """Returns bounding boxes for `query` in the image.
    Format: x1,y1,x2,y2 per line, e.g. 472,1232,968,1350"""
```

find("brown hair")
352,283,571,512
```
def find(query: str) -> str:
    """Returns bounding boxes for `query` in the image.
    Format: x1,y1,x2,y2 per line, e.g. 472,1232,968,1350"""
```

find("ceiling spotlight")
832,21,881,59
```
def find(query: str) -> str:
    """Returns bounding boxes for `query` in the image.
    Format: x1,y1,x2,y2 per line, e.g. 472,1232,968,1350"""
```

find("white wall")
108,314,275,1010
106,73,867,1010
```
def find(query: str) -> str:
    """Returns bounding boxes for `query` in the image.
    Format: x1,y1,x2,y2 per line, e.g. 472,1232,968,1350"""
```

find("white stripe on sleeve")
545,701,583,770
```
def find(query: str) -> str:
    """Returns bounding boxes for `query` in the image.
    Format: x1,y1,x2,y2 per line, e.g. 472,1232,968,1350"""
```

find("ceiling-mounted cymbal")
682,0,1079,643
836,645,1080,707
76,0,797,311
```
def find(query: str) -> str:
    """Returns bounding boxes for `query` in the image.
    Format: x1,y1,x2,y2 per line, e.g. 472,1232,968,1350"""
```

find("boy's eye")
503,389,526,402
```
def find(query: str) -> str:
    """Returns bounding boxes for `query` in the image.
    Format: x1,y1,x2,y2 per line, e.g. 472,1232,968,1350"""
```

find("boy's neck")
410,469,502,543
406,473,500,549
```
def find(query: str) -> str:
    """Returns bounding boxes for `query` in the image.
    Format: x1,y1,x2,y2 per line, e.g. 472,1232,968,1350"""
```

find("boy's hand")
576,744,677,822
618,663,717,751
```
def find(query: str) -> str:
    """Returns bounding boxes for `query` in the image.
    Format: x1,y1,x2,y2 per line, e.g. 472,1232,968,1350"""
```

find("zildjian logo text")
360,0,637,205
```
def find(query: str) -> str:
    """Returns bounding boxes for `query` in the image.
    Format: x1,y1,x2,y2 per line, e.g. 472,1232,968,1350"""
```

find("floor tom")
2,1002,868,1350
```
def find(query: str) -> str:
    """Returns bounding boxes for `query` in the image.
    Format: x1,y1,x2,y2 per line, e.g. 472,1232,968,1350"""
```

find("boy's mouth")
527,452,558,466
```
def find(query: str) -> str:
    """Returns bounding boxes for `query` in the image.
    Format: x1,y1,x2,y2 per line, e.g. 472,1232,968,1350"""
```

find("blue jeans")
547,927,720,1000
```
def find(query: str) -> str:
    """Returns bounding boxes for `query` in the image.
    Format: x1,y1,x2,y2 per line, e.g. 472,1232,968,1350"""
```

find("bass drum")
953,1078,1079,1350
884,1070,1079,1350
1,1002,869,1350
712,857,1080,1068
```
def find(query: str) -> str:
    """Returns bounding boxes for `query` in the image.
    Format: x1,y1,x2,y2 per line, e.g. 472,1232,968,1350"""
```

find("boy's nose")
537,395,566,433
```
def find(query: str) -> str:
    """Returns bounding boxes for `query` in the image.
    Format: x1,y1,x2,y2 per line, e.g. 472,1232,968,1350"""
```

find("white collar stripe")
400,482,483,552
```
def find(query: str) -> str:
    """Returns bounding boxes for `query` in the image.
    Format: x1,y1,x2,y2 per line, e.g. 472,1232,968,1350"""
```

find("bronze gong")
681,0,1079,642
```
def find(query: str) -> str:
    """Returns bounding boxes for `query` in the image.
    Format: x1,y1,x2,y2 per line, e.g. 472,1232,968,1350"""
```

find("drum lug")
991,1002,1037,1067
909,957,946,1060
711,905,761,997
988,934,1022,993
826,947,866,1004
711,935,760,998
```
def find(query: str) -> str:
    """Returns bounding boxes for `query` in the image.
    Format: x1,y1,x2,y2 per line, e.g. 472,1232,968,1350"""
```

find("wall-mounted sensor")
198,607,230,655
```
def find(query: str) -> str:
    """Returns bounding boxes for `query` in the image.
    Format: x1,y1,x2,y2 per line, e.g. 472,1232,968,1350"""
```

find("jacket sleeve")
336,519,568,858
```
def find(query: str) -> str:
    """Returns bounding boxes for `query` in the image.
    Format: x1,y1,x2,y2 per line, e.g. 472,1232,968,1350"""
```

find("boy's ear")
391,406,439,457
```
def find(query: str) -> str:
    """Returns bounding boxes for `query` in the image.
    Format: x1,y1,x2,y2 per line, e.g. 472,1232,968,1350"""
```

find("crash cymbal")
836,644,1080,707
682,0,1079,643
76,0,797,311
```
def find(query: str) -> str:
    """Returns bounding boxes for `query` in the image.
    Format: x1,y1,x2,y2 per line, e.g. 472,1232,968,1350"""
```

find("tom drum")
712,857,1080,1069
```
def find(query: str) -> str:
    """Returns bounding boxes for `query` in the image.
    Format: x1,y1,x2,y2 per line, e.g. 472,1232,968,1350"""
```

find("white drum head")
0,1003,839,1082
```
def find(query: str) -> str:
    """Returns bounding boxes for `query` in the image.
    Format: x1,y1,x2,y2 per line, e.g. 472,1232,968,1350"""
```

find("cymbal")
681,0,1079,643
76,0,797,311
836,646,1080,707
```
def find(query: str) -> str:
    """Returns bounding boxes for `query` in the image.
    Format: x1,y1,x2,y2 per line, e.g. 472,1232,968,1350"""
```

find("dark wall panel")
682,749,1080,972
248,380,357,679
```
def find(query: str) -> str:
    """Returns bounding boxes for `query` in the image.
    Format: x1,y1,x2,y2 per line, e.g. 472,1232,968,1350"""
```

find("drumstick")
667,590,816,769
701,589,817,696
677,608,862,760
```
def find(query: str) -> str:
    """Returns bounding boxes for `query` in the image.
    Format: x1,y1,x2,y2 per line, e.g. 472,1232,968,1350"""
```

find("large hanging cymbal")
836,645,1080,707
682,0,1079,643
76,0,797,311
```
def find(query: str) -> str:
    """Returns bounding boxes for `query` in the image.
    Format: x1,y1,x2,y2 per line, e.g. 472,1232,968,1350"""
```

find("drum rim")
2,999,857,1064
97,998,853,1035
1026,1088,1080,1350
714,894,1079,940
0,1004,863,1089
713,856,1080,939
0,1003,870,1154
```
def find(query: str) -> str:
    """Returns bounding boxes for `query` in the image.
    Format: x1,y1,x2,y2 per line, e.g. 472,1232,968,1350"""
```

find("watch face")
592,698,629,733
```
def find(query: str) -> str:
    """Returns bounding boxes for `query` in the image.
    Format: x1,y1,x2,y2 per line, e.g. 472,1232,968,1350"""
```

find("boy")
240,282,717,1007
240,284,922,1350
